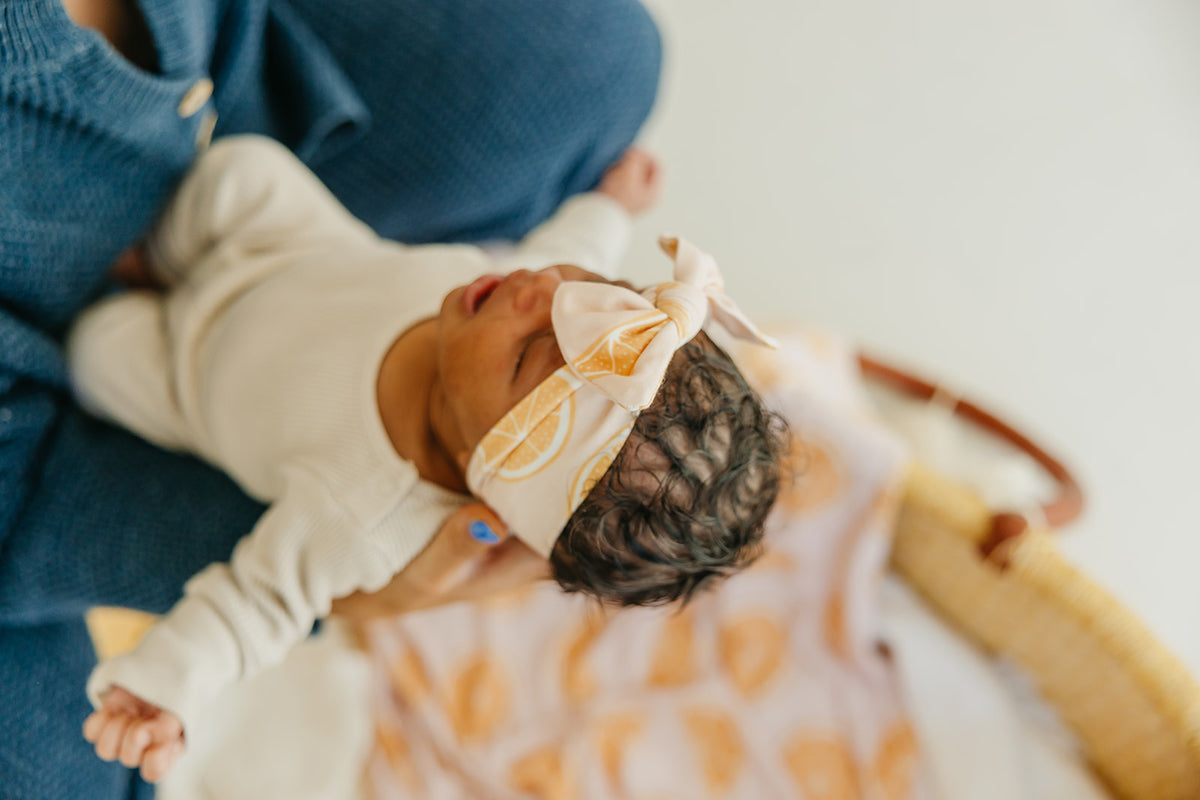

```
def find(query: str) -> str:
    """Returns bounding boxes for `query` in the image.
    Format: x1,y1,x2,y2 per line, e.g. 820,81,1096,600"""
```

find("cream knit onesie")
68,136,631,734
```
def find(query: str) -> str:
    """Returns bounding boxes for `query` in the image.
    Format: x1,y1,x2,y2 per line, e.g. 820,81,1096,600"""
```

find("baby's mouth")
462,274,503,315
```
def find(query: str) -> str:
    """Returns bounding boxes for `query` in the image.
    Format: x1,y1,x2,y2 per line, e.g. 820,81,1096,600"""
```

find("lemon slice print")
568,422,634,508
572,311,664,379
479,371,578,481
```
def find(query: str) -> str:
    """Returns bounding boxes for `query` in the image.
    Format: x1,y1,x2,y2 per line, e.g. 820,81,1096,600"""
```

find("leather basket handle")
858,354,1085,564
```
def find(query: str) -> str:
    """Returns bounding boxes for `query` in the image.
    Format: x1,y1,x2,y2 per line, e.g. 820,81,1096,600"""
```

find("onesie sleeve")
502,192,633,280
146,135,378,282
86,475,464,734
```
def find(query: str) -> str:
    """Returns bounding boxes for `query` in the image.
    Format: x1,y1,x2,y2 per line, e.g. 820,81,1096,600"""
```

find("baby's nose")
514,267,563,313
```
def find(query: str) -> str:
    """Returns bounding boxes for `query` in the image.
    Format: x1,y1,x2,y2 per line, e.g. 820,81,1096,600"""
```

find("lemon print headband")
465,236,778,557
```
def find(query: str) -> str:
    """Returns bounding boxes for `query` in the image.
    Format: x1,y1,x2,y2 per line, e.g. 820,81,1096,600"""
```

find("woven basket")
891,463,1200,800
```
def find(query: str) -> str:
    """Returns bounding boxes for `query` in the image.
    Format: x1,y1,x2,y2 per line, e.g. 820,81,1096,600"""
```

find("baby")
72,136,786,781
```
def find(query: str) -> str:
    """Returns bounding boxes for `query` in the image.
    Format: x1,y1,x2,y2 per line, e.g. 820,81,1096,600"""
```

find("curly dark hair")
549,331,789,607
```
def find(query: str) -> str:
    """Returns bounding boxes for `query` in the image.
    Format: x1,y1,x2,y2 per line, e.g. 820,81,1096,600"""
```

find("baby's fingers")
140,737,185,783
641,154,660,184
118,717,163,768
82,709,107,743
122,709,184,770
142,709,184,747
92,712,133,761
118,725,149,768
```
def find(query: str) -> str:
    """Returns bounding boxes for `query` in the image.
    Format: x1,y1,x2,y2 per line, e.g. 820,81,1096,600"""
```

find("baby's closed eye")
515,331,564,383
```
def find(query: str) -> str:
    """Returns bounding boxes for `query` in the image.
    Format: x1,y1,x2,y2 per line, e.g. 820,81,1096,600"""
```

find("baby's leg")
67,292,193,453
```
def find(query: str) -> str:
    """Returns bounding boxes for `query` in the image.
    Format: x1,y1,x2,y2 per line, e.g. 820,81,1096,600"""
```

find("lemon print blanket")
364,328,928,800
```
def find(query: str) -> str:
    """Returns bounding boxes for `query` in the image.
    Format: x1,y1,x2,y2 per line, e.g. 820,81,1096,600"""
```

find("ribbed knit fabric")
75,136,632,736
0,0,659,796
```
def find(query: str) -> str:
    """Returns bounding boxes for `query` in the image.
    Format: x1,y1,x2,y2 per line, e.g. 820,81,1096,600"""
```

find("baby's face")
432,264,625,463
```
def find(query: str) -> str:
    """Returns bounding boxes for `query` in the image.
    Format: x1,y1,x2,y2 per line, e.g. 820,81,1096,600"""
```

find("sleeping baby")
71,136,787,781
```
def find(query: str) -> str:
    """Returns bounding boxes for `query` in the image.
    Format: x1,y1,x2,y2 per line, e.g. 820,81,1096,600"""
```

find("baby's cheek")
461,389,515,451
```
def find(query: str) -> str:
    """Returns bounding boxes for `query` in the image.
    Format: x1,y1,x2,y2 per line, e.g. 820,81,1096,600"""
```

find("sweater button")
178,78,214,118
0,407,11,424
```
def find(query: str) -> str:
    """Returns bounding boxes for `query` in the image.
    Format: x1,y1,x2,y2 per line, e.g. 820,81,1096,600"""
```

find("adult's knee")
469,0,664,229
523,0,664,131
284,0,664,241
570,0,663,105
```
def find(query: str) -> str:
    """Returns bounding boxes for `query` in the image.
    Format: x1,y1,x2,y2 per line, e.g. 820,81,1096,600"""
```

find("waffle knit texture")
73,136,631,734
0,0,659,796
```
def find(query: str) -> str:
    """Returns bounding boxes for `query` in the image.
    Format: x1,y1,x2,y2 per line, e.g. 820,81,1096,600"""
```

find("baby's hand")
83,686,185,783
599,147,661,215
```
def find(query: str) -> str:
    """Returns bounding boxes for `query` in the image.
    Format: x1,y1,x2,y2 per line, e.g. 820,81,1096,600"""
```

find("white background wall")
627,0,1200,673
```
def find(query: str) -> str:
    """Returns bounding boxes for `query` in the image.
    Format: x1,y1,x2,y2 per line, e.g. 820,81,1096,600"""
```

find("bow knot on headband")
466,235,776,556
553,237,777,410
